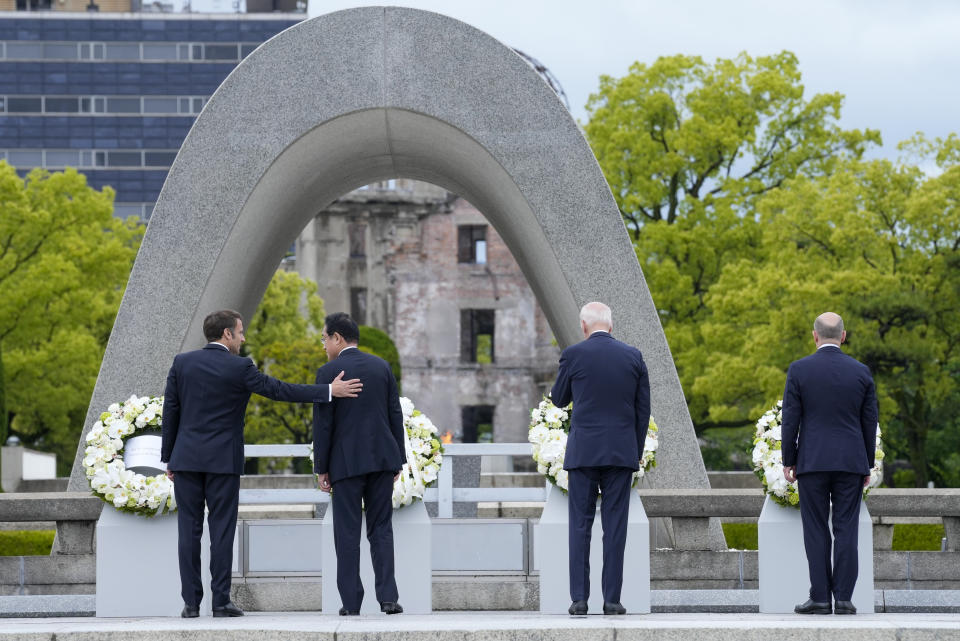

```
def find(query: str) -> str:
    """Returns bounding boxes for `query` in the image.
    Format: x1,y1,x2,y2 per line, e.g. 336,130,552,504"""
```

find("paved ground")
2,612,960,640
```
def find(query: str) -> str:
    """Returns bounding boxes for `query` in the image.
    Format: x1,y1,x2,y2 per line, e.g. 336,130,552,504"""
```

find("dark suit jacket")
161,343,331,475
781,345,879,475
312,347,405,483
551,331,651,471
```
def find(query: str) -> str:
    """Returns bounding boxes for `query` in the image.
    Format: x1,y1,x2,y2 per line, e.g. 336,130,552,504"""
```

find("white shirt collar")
817,343,841,350
207,342,229,351
589,329,610,336
340,345,358,352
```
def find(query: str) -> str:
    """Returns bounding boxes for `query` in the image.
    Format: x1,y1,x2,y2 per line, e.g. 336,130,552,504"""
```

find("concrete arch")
68,7,714,512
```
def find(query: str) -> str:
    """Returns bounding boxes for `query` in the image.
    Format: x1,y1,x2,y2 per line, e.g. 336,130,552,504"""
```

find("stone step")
3,590,959,618
1,611,960,640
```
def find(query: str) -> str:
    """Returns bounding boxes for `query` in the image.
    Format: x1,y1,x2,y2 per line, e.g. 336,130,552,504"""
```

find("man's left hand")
165,469,174,481
783,466,797,483
316,473,331,493
864,475,871,488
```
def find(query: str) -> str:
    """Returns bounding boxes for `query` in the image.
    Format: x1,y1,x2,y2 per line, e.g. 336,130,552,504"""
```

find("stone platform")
2,612,960,641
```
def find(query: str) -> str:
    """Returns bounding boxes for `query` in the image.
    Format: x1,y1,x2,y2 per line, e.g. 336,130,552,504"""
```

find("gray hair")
814,312,844,340
580,302,612,329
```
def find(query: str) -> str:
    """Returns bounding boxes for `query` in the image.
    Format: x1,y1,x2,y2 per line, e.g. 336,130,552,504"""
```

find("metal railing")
242,442,545,517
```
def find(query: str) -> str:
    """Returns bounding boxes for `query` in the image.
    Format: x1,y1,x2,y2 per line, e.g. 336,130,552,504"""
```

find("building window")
348,222,366,258
461,405,494,443
458,225,487,264
350,288,367,325
460,309,495,364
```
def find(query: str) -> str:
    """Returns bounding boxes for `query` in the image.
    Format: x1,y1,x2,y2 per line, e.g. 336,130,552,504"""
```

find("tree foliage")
585,54,960,486
585,51,879,234
243,270,328,467
359,325,401,388
0,162,143,475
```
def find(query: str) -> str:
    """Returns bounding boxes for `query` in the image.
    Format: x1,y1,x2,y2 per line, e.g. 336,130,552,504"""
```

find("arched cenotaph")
68,6,722,548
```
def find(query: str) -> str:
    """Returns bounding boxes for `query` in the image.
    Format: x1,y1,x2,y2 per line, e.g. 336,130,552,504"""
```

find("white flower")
539,435,566,464
544,406,566,426
528,423,550,444
768,424,782,442
399,397,415,419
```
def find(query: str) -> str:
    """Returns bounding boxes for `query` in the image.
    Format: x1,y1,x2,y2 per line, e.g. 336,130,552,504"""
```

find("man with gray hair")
781,312,878,615
551,301,650,616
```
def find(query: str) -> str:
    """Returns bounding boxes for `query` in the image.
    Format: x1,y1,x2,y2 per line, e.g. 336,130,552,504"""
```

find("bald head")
813,312,845,346
580,302,612,337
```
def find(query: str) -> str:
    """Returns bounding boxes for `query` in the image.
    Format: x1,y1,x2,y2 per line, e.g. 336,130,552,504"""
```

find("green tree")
585,51,879,234
243,270,327,473
0,163,143,475
584,52,879,434
358,325,401,389
692,152,959,486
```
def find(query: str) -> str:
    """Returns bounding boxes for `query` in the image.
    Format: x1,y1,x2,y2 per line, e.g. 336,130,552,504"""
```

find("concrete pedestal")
96,507,211,617
758,495,874,613
535,483,650,614
321,499,431,614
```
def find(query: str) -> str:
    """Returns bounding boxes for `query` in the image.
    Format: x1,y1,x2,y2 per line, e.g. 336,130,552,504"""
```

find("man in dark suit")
313,312,406,616
551,301,650,616
782,312,878,616
162,309,362,618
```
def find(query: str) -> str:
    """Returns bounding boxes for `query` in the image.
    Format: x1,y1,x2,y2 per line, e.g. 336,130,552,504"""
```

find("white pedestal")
321,499,431,614
535,483,650,614
96,507,211,617
758,495,874,613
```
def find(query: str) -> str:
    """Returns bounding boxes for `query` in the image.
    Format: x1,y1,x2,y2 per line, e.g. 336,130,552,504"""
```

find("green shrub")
892,524,944,551
0,530,55,556
358,325,402,388
722,522,758,550
719,522,945,551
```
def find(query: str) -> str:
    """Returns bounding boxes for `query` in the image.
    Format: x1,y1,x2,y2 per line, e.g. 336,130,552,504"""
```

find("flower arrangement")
752,400,884,508
83,395,176,517
527,397,658,493
392,397,444,508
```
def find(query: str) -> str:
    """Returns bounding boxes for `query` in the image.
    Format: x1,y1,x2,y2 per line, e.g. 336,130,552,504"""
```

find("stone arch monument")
68,7,720,545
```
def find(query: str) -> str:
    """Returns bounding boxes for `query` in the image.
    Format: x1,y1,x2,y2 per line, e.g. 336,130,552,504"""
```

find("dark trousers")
567,465,633,603
797,471,864,602
331,470,399,611
172,470,240,608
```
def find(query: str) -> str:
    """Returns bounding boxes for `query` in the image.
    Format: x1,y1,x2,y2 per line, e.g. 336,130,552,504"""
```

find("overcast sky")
309,0,960,162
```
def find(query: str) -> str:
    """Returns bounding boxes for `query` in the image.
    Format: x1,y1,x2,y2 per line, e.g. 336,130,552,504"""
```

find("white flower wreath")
83,395,176,517
752,399,884,508
527,397,658,493
392,397,444,508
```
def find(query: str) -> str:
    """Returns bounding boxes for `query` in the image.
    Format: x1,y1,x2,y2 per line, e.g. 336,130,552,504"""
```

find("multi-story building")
0,5,303,218
293,179,560,451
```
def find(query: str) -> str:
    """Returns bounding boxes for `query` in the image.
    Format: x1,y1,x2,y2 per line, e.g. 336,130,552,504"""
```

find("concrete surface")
2,611,960,641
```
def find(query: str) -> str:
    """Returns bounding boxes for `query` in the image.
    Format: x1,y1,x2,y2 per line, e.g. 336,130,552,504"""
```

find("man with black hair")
162,309,362,618
313,312,406,616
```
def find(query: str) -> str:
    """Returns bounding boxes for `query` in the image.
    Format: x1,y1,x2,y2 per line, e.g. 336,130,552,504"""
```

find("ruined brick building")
290,179,559,453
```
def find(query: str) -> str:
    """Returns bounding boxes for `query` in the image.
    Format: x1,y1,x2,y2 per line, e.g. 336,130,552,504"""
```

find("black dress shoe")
794,599,832,614
339,607,360,616
603,601,626,615
181,604,199,618
568,600,588,615
380,602,403,614
834,600,857,615
212,601,244,617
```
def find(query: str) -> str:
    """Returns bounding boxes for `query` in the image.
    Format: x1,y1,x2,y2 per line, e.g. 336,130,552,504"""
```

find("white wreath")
83,395,176,517
752,399,884,508
528,397,659,492
392,397,444,508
